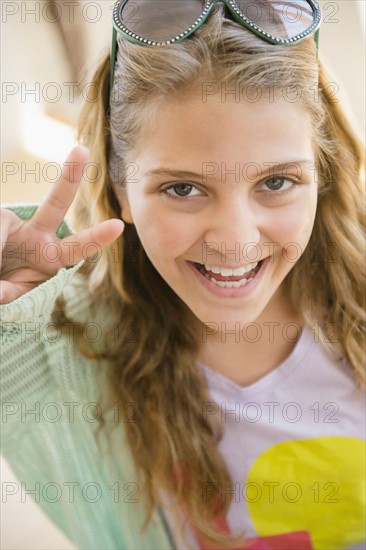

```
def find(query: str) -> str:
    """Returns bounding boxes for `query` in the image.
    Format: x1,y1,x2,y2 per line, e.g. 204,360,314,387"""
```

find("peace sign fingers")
29,145,90,234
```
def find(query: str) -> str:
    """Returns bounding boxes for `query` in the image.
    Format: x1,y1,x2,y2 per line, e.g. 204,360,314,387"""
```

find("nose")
202,195,262,265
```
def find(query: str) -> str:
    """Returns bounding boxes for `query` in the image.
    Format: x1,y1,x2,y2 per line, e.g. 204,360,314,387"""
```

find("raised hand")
0,146,124,304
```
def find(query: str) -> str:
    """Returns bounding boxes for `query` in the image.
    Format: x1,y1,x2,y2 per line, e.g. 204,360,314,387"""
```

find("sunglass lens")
120,0,204,42
235,0,315,40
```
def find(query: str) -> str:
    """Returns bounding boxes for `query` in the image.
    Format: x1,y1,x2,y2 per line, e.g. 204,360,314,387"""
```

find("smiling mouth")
193,260,263,288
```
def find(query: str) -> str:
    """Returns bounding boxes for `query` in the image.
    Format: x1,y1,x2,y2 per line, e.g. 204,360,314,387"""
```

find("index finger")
30,145,90,233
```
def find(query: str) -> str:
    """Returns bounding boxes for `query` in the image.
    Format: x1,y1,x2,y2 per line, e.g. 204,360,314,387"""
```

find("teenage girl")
1,1,365,549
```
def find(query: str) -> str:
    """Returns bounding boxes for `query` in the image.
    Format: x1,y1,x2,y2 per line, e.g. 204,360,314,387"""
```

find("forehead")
134,91,314,167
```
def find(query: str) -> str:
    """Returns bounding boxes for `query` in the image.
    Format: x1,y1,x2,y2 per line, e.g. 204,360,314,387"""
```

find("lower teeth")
205,274,253,288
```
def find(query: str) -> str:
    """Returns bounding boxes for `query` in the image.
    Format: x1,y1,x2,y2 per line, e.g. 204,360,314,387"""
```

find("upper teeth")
204,262,258,276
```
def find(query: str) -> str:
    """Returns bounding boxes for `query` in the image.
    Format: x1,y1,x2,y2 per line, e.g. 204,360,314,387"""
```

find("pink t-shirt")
162,326,366,549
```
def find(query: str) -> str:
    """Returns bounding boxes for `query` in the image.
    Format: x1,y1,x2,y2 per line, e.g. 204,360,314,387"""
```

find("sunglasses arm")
110,28,118,93
315,29,320,61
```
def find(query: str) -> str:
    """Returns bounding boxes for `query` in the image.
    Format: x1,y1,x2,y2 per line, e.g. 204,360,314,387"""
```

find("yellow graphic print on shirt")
246,436,366,549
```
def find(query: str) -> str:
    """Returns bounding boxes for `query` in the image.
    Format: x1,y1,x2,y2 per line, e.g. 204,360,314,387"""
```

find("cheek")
267,194,317,258
134,209,195,261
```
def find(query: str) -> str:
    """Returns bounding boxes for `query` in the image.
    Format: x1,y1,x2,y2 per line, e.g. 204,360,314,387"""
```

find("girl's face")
119,91,318,327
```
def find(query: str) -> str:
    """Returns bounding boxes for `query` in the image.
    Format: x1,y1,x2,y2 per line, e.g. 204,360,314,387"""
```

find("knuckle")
0,286,11,303
47,194,66,210
29,218,49,232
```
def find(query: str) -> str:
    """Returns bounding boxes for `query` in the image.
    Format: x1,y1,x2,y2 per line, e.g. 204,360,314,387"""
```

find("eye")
258,176,299,193
160,182,203,200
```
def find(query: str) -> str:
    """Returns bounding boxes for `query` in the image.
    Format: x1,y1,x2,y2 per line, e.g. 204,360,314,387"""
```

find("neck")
197,286,304,387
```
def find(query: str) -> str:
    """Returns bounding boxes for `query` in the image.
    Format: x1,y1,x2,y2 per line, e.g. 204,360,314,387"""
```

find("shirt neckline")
197,326,314,398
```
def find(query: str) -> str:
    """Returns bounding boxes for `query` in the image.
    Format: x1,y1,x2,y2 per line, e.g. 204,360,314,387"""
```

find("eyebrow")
144,160,314,180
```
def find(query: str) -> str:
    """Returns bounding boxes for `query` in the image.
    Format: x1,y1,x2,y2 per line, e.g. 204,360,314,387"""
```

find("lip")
187,256,271,298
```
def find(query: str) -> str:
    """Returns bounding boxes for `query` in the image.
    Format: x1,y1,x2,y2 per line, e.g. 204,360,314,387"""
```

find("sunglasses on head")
110,0,322,91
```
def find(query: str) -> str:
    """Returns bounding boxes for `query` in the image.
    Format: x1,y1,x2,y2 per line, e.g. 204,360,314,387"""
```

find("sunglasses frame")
110,0,322,91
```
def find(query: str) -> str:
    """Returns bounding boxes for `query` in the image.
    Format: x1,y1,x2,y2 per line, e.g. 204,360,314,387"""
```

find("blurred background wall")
1,1,365,549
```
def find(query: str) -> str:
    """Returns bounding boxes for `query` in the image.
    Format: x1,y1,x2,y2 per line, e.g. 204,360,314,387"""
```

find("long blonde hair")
54,5,365,547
